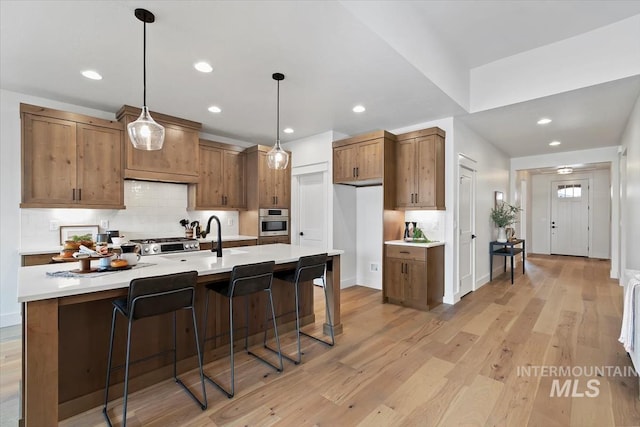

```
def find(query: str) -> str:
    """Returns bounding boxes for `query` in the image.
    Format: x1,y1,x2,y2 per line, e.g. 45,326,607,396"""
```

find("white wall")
528,170,611,258
471,15,640,111
620,91,640,272
453,121,510,291
333,185,357,287
356,187,383,289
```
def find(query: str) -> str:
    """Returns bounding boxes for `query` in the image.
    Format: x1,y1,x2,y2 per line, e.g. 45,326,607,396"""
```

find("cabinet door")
198,146,225,208
272,165,290,208
259,235,289,245
22,114,77,205
384,257,404,301
258,152,276,207
356,140,383,181
405,260,428,308
224,150,246,208
395,139,415,208
415,136,445,209
76,124,123,207
333,145,357,183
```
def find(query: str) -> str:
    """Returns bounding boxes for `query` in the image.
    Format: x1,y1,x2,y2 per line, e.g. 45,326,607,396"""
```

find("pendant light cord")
143,20,147,107
276,79,280,143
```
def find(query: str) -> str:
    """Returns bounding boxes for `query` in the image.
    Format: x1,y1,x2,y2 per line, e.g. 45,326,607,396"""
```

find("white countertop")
18,244,342,303
19,235,258,255
385,240,445,248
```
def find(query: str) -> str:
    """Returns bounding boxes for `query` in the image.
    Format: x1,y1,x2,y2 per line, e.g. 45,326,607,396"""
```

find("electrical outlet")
370,263,379,272
49,220,59,231
100,219,109,229
227,218,234,226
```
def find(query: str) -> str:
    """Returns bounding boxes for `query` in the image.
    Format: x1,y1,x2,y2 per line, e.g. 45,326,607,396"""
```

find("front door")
551,179,589,256
458,164,475,297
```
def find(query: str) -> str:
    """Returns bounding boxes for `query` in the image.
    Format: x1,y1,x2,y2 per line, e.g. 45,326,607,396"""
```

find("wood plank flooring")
1,255,639,426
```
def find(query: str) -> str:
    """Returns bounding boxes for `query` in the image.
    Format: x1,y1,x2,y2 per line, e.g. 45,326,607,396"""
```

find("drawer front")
386,245,426,261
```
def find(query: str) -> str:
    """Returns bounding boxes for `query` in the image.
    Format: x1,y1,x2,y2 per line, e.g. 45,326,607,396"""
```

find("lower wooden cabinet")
199,239,257,251
383,244,444,311
258,236,290,245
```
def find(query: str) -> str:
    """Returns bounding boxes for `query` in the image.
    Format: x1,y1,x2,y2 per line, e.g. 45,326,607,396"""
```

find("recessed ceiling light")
194,62,213,73
549,141,561,146
208,106,222,113
352,105,366,113
537,118,552,125
81,70,102,80
283,128,294,134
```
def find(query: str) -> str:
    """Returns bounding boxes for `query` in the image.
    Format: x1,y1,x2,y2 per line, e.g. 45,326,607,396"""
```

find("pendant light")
267,72,289,170
128,8,165,151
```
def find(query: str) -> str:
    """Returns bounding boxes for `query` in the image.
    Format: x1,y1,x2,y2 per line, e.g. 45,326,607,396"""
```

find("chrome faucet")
202,215,222,257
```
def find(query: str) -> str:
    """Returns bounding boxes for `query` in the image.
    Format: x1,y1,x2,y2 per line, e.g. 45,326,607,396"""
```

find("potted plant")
490,202,521,242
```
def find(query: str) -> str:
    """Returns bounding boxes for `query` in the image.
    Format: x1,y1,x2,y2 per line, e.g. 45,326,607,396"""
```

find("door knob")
471,234,476,239
299,232,304,236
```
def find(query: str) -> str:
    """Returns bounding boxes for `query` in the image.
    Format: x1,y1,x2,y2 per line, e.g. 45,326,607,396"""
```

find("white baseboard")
340,275,357,289
0,312,21,328
475,273,490,290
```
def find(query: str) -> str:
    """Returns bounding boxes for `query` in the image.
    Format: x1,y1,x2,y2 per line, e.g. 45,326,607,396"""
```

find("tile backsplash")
404,210,446,242
20,181,240,250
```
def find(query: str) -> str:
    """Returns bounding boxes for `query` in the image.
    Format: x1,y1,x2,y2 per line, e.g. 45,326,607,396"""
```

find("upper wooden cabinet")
20,104,124,209
188,139,246,210
395,127,445,210
258,151,290,208
333,131,392,185
116,105,201,183
242,146,290,209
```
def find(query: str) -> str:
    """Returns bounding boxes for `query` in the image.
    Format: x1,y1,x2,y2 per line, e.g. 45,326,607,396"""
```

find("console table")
490,239,525,284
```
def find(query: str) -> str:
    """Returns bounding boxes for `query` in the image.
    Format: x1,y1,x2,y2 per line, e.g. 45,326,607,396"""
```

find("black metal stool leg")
121,318,134,427
173,308,208,409
249,289,283,372
300,277,335,346
203,297,234,398
102,306,118,426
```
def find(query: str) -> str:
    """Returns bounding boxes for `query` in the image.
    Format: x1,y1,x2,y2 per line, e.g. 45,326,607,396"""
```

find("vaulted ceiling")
2,1,639,157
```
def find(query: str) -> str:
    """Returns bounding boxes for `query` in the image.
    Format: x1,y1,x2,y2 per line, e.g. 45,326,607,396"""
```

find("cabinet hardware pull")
414,193,418,203
353,167,356,178
356,167,359,177
78,188,81,200
411,193,414,203
400,251,410,254
72,188,75,200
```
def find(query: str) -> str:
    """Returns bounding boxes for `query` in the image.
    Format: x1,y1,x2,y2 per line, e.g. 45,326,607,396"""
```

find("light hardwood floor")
1,255,639,426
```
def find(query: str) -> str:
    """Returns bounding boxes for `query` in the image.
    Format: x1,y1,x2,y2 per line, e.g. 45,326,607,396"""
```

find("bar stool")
269,253,334,364
103,271,207,427
201,260,283,398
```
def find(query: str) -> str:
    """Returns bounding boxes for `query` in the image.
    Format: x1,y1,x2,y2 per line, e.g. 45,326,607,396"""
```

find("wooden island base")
22,255,341,425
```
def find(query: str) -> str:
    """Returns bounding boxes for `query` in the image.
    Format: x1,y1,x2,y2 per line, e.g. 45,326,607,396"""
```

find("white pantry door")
551,179,589,256
298,172,326,250
458,164,476,297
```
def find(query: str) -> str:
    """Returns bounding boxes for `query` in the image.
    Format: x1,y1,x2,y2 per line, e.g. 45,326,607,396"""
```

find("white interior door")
551,179,589,256
298,172,326,250
458,164,475,297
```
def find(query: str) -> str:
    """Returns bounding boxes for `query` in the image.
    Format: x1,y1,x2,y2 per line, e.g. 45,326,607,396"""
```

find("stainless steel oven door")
259,216,289,236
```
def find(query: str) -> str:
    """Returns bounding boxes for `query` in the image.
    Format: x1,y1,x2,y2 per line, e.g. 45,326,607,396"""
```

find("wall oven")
259,208,289,237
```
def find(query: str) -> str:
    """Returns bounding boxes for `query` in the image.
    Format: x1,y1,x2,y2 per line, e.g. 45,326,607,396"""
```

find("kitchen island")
18,244,342,426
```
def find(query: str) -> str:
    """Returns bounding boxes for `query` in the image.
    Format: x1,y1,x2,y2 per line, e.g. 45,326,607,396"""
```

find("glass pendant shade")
127,107,165,150
267,140,289,170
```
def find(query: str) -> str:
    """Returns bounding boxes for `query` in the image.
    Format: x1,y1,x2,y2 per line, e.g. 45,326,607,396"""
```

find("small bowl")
110,237,125,246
